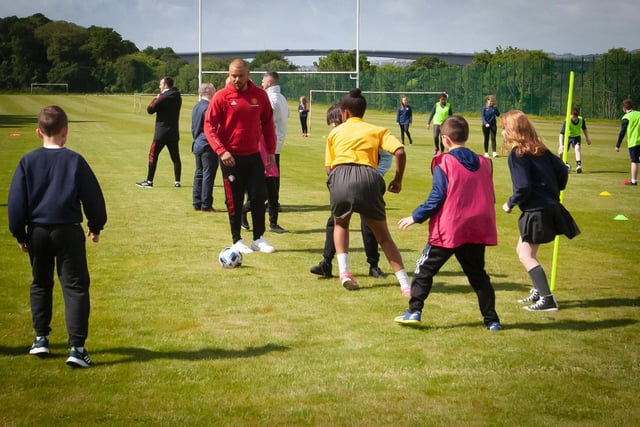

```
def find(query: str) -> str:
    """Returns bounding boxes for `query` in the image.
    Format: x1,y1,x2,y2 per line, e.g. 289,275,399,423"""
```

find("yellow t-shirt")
325,117,402,169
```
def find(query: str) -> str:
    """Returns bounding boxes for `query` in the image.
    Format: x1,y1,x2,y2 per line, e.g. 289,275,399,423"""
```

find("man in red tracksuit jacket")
204,59,277,254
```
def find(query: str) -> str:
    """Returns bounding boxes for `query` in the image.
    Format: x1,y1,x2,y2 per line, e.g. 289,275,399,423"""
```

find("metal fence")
272,53,639,119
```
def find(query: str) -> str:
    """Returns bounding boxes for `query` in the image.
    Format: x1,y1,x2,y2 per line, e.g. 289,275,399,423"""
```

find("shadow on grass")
0,114,37,128
0,342,73,357
280,204,329,213
559,297,640,308
398,318,637,332
580,170,627,175
0,115,96,128
0,343,290,365
505,318,637,331
96,343,290,366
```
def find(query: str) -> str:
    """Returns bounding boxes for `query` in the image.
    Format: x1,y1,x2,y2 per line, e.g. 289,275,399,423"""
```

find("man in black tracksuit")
136,75,183,188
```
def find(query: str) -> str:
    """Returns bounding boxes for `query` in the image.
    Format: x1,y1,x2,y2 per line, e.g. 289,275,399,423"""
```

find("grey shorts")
327,164,387,220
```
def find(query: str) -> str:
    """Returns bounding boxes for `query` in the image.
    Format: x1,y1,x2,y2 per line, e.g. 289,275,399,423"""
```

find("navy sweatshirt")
8,147,107,243
505,148,568,212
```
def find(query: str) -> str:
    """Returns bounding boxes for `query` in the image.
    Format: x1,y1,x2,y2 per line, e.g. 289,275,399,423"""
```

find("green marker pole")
550,71,574,292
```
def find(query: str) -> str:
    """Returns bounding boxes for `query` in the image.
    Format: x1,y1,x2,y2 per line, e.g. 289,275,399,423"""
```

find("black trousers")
192,148,219,210
432,125,444,151
27,224,90,347
408,243,499,327
220,153,267,242
243,154,281,227
147,139,181,182
322,215,380,266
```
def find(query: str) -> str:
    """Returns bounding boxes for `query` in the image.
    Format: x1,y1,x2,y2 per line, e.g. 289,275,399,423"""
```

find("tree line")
1,13,637,118
0,13,551,94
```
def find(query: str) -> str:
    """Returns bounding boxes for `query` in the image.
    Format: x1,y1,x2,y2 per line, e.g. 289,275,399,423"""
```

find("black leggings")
399,124,412,144
482,123,498,153
299,116,308,134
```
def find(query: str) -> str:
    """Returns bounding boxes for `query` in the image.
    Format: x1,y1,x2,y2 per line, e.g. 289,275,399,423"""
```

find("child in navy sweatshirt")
8,105,107,368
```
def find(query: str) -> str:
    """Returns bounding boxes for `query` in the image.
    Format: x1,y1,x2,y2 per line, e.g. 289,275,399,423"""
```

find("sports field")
0,94,638,426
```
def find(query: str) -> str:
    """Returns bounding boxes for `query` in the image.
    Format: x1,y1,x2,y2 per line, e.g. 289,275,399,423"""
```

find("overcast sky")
4,0,637,65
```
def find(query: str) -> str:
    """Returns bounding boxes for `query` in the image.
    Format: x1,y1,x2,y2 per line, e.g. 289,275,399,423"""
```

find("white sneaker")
483,152,490,158
233,239,253,254
492,152,499,158
251,236,275,253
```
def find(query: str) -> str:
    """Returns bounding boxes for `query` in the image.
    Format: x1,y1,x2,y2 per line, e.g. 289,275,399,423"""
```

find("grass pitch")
0,94,638,426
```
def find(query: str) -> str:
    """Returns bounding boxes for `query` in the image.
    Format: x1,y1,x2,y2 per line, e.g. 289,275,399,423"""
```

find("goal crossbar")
30,83,68,94
308,90,446,133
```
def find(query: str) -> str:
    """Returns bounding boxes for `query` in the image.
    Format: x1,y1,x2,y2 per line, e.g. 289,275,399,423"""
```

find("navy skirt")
518,203,580,244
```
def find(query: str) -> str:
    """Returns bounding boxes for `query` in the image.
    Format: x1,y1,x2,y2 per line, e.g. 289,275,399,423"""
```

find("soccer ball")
219,247,243,268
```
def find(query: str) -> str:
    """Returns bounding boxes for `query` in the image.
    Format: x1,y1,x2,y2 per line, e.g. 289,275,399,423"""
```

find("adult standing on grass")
192,82,218,211
615,98,640,186
204,59,277,254
396,95,414,145
558,107,592,173
240,71,290,232
8,105,107,368
261,71,289,233
325,88,411,294
481,95,500,158
426,92,452,155
501,110,580,312
394,115,501,330
136,76,183,188
298,96,309,137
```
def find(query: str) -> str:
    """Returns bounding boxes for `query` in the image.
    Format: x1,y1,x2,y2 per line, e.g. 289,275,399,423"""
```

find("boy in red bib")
394,115,500,331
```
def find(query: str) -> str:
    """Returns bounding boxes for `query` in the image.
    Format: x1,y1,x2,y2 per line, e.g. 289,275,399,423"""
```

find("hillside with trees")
1,14,637,119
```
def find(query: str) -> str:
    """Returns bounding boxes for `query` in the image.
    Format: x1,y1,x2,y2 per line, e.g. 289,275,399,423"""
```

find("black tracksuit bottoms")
408,243,499,327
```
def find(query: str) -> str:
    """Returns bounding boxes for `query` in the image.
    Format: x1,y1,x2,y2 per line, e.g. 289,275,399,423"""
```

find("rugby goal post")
308,90,446,134
30,83,69,94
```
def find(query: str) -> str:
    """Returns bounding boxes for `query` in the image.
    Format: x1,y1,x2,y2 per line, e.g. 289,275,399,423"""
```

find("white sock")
395,269,411,289
74,346,84,353
337,253,349,275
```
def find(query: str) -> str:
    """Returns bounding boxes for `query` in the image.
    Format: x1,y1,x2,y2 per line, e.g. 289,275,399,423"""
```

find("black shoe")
310,260,332,277
241,214,250,230
136,180,153,188
369,266,388,279
524,295,559,312
269,224,288,233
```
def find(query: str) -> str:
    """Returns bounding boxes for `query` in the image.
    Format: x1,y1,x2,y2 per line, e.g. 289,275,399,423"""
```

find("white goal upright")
30,83,69,94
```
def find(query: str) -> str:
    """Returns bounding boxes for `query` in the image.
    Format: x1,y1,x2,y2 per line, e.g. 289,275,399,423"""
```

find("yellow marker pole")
550,71,574,291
